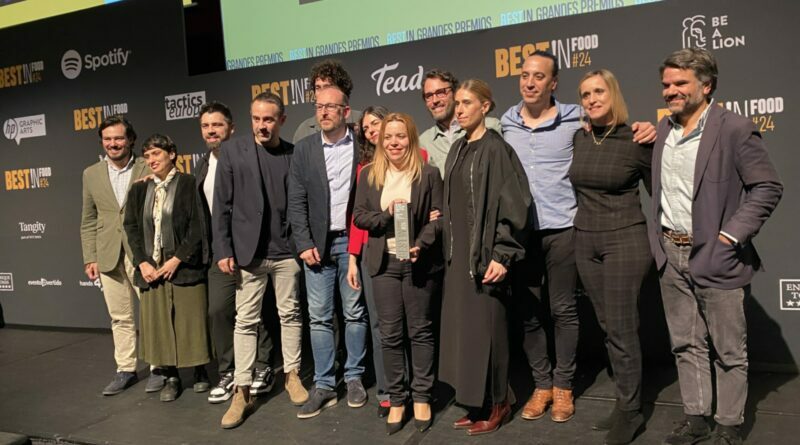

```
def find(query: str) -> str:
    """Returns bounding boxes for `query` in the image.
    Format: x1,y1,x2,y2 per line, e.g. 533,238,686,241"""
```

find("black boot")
604,409,644,445
594,404,621,431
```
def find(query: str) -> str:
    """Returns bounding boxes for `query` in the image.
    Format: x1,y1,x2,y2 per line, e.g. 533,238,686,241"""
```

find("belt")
328,230,347,238
662,227,692,246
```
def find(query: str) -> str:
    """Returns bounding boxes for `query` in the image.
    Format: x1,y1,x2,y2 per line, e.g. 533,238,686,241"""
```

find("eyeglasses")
423,87,452,102
314,102,346,112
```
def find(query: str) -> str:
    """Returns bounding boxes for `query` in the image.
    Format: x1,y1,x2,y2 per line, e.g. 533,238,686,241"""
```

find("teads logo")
61,48,132,79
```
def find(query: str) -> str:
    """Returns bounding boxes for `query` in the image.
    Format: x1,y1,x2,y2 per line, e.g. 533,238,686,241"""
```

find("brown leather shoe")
551,387,574,422
467,401,511,436
221,385,254,429
521,388,553,420
453,414,475,429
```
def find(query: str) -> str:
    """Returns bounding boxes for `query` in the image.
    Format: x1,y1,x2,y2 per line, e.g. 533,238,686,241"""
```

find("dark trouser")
513,227,579,389
575,224,651,412
207,262,271,374
660,240,747,427
371,255,437,406
360,245,389,402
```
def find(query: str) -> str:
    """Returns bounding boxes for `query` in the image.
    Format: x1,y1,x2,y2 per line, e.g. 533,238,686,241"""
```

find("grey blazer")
649,104,783,289
288,131,359,260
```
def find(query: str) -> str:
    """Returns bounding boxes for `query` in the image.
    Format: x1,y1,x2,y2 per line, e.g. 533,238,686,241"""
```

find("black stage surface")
0,327,798,444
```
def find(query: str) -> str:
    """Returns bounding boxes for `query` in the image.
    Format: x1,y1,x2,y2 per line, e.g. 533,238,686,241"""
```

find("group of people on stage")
80,47,782,444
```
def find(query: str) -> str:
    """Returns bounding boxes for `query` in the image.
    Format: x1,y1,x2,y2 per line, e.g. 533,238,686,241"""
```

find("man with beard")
195,101,277,403
81,115,149,395
652,48,782,445
215,93,307,429
418,69,502,177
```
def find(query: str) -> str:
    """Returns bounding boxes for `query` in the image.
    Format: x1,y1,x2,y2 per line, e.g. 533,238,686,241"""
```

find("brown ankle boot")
285,369,309,406
221,385,254,429
467,401,511,436
521,388,553,420
551,387,574,422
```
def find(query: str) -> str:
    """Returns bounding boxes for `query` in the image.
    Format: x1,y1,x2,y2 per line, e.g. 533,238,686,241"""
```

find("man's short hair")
660,48,718,96
316,85,349,106
529,50,559,77
310,59,353,97
98,115,136,144
252,92,286,117
199,101,233,125
421,69,459,99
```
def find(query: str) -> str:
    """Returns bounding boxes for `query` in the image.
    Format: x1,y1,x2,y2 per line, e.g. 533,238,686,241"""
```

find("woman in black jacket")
123,134,211,402
438,79,531,436
353,112,443,435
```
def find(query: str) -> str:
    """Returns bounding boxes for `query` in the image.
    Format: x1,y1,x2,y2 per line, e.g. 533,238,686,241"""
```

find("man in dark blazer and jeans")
651,48,782,445
288,85,368,419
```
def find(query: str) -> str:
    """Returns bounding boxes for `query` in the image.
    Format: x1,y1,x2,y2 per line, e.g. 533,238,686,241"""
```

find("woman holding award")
352,112,443,435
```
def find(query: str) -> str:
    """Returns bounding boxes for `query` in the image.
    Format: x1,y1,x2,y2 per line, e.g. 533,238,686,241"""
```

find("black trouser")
371,255,437,406
576,224,651,411
513,227,579,390
207,262,272,374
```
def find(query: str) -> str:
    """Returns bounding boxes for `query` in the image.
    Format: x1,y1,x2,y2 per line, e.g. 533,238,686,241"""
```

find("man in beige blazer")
80,115,150,396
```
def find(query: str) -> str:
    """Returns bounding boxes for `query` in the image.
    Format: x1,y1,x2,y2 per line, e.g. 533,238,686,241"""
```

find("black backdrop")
0,0,797,371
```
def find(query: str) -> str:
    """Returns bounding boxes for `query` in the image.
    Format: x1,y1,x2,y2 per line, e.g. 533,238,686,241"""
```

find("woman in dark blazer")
570,69,652,445
353,112,443,435
124,134,211,402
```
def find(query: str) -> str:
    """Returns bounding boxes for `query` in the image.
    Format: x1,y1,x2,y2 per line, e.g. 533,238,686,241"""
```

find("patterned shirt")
106,155,136,207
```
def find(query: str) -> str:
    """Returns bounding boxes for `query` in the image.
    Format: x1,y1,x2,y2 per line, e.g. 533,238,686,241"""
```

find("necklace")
591,126,614,145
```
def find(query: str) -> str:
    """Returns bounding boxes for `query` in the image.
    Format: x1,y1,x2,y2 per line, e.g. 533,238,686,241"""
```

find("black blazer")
211,136,294,267
288,131,359,259
123,172,207,289
353,164,443,277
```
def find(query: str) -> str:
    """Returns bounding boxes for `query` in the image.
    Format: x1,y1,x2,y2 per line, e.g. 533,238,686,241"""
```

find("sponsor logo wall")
0,0,798,368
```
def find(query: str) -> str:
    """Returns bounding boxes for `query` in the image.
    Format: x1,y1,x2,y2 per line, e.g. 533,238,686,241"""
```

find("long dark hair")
357,105,389,164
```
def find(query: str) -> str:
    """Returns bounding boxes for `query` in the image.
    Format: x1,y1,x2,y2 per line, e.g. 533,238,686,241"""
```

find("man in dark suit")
288,85,368,419
213,93,307,429
650,48,782,445
194,101,278,404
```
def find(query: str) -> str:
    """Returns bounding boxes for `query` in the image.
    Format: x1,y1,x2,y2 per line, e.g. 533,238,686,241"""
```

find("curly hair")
310,59,353,97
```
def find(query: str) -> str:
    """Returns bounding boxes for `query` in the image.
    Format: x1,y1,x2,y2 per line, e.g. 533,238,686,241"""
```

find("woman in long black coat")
438,79,531,436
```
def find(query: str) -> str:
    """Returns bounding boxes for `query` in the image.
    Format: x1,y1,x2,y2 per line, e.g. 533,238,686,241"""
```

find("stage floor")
0,327,797,444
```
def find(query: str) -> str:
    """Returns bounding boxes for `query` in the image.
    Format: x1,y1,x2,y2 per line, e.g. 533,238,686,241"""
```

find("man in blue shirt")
502,51,654,425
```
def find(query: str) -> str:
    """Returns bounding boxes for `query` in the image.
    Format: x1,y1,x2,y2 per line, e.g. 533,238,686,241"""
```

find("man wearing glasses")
292,59,362,144
418,69,502,177
288,85,368,419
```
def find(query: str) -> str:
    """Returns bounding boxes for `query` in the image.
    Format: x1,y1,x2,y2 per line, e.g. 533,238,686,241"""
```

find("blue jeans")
304,235,368,390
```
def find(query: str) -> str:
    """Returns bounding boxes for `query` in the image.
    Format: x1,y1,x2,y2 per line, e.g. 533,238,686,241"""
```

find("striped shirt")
106,155,135,207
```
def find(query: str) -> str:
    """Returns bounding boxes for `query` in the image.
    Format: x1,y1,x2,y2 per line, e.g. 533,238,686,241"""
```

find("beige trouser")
99,252,140,372
233,258,302,386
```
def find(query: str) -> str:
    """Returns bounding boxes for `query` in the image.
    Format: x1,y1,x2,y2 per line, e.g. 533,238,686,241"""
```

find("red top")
348,148,429,255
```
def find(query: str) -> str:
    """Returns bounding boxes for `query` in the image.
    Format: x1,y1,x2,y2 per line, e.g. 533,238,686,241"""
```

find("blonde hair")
577,69,629,126
457,78,496,113
368,112,424,188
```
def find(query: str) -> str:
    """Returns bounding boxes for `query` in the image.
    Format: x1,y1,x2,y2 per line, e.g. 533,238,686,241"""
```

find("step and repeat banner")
0,0,797,369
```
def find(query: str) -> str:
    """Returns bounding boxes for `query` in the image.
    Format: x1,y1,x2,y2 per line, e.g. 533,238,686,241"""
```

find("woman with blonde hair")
570,69,653,444
438,79,531,436
353,112,443,434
